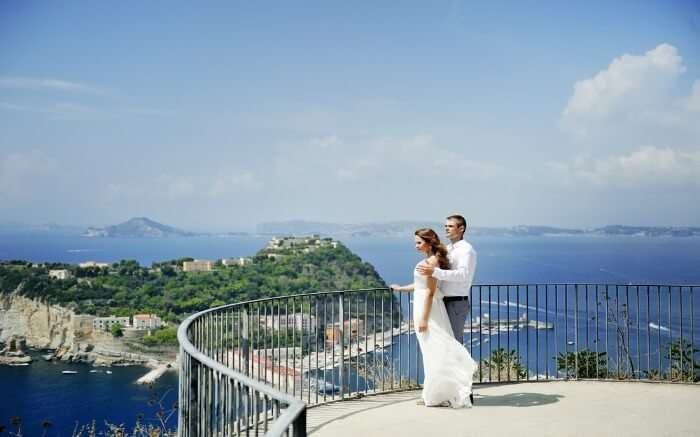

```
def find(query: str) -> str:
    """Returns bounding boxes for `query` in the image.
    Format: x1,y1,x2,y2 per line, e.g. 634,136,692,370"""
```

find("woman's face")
414,235,429,254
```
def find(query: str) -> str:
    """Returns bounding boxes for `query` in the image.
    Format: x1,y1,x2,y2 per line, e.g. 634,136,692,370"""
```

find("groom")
416,214,477,344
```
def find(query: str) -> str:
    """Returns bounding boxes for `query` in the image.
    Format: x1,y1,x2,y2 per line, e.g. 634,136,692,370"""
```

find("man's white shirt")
432,239,477,298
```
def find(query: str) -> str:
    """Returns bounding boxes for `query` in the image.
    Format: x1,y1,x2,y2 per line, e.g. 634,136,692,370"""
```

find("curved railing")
178,284,699,436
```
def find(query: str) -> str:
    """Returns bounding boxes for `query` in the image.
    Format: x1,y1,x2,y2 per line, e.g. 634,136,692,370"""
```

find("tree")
111,323,124,338
557,349,608,379
665,339,700,382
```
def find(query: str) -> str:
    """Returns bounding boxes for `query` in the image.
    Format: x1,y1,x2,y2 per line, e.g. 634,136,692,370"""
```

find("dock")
136,361,174,384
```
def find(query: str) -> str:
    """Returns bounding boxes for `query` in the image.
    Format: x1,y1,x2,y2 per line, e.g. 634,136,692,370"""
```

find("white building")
49,269,73,280
79,261,110,268
221,257,252,267
93,316,130,331
132,314,162,330
183,260,214,272
260,313,317,332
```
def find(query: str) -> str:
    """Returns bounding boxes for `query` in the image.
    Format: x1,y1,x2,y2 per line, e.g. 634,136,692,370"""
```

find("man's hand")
418,319,428,333
415,264,435,277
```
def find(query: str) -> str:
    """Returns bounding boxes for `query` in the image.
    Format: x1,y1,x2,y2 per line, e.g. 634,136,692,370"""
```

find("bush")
557,349,608,379
111,323,124,338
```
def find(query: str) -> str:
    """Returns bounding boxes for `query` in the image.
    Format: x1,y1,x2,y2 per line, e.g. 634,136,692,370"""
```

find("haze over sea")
1,232,700,435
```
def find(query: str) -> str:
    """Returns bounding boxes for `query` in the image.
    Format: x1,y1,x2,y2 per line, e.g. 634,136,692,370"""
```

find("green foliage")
141,327,178,346
477,348,527,381
111,323,124,338
664,339,700,382
557,349,608,378
0,243,388,323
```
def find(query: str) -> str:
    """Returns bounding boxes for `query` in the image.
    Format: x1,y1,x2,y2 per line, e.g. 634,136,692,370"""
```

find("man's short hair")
446,214,467,234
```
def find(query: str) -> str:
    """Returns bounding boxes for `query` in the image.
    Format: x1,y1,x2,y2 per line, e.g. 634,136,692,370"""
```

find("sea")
1,232,700,435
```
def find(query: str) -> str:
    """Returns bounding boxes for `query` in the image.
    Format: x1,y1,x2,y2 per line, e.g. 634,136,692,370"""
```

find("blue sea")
1,233,700,435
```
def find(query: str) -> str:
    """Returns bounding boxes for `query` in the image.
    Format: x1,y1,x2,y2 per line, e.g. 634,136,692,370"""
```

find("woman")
391,228,477,408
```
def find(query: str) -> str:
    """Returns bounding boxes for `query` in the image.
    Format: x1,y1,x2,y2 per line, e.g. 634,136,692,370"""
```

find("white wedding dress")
413,261,477,408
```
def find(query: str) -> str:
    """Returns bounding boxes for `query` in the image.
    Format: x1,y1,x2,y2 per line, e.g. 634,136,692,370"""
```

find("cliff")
0,293,75,349
0,293,172,367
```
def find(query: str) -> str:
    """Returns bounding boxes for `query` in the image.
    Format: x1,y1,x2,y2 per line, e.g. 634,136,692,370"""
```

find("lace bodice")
413,260,429,290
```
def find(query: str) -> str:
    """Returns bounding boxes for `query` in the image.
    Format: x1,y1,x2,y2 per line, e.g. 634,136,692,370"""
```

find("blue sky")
1,1,699,231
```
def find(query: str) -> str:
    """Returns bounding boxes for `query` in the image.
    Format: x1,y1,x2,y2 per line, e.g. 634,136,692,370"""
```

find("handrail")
178,283,699,436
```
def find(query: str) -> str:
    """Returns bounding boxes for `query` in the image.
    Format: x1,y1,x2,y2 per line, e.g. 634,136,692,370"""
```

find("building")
325,318,365,345
49,269,73,280
72,315,96,336
183,260,214,272
260,313,317,332
93,316,130,331
79,261,110,268
221,257,253,267
132,314,162,330
230,348,300,390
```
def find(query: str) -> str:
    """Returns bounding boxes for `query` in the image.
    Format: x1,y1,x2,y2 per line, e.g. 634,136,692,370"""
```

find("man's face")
444,218,464,241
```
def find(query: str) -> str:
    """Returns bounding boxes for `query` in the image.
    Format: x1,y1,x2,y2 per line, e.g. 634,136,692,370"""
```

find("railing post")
293,407,307,437
338,292,345,399
188,356,199,437
242,306,250,377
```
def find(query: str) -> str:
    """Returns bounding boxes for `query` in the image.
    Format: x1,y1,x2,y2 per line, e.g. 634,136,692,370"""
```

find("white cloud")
563,44,684,120
105,169,261,205
560,44,700,141
0,77,111,96
0,150,58,197
278,134,506,183
686,80,700,112
550,146,700,189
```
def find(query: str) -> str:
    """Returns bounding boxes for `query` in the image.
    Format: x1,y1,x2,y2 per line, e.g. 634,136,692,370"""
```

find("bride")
391,228,477,408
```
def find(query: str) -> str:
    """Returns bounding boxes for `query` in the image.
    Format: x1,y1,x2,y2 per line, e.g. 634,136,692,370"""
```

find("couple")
391,214,478,408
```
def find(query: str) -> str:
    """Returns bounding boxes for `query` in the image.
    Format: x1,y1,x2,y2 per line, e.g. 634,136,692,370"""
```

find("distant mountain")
257,220,443,237
593,225,700,237
83,217,198,238
0,222,84,235
257,221,700,238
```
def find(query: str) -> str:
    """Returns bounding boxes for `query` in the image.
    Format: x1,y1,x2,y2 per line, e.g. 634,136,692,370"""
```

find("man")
416,214,477,343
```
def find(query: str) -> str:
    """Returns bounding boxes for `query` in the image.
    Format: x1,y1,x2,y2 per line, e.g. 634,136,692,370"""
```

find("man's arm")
431,249,476,282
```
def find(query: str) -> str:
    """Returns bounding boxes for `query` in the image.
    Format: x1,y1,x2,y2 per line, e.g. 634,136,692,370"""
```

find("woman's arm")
418,257,439,333
390,283,414,292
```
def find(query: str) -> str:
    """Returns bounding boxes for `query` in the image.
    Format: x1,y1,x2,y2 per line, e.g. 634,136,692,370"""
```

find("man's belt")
443,296,469,302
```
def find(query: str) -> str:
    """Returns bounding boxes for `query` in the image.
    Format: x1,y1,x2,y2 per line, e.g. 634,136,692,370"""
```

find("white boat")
106,370,113,374
9,363,30,366
62,370,78,374
89,369,99,373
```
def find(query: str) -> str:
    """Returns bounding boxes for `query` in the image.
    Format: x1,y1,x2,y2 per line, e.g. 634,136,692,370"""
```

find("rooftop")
307,381,700,437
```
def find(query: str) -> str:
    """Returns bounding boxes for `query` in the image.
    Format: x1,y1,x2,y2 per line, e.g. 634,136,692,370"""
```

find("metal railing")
178,284,699,436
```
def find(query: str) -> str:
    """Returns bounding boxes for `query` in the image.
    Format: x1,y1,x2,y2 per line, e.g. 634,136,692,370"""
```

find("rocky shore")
0,293,175,369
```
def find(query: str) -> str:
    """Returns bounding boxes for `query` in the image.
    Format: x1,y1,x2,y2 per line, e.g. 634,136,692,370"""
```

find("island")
0,236,391,376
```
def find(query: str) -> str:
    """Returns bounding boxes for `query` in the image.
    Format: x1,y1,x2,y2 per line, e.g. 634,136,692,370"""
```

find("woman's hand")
418,319,428,333
390,284,401,291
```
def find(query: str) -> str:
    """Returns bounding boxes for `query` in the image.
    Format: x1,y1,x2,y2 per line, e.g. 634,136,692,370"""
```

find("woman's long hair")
415,228,450,270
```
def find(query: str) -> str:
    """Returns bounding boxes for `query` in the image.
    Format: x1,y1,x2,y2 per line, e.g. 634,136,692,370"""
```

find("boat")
62,370,78,374
310,379,341,395
106,370,113,374
89,369,99,373
9,363,30,367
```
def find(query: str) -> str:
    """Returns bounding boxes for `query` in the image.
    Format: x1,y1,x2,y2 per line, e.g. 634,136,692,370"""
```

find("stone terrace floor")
307,380,700,437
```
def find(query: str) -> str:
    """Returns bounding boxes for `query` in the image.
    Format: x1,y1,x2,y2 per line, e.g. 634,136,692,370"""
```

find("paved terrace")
307,381,700,437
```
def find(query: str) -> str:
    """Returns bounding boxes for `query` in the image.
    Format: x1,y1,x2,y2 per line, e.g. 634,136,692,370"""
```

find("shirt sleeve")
432,248,476,282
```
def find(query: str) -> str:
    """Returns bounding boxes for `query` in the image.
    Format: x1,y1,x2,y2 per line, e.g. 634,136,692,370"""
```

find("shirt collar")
448,239,465,250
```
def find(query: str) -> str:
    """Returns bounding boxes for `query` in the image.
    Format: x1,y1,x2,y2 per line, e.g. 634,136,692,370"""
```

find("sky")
1,1,699,231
